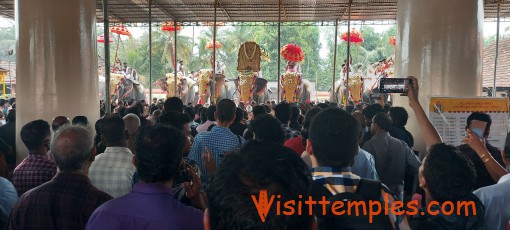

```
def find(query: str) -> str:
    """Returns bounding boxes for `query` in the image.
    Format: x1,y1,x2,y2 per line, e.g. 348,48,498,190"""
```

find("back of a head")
159,111,190,130
388,107,409,127
6,109,15,122
250,114,285,144
363,104,384,120
200,108,208,122
424,143,476,202
217,99,236,123
252,105,267,118
51,116,70,132
21,119,51,150
234,107,244,123
123,113,141,135
100,114,126,144
372,112,393,131
301,108,322,144
72,116,89,126
184,107,195,121
291,106,300,122
317,103,328,110
207,140,313,230
150,105,159,114
206,105,217,121
164,97,184,113
309,108,360,167
274,102,292,124
135,125,185,183
51,125,94,172
0,99,5,107
466,112,492,135
126,106,141,116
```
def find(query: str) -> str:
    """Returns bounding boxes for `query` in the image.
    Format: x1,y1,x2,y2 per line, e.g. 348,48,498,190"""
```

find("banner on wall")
428,97,509,149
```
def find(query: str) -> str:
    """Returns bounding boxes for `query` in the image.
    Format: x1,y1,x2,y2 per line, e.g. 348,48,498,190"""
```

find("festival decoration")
109,25,131,72
110,25,131,37
161,22,182,32
389,36,396,47
97,35,114,43
341,28,364,44
203,22,225,26
206,40,222,50
280,44,305,62
260,46,271,62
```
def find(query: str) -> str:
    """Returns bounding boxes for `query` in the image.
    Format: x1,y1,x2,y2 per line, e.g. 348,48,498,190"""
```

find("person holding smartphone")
457,112,507,190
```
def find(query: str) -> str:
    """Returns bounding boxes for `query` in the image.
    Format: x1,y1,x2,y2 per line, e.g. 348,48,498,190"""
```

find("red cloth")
284,136,305,156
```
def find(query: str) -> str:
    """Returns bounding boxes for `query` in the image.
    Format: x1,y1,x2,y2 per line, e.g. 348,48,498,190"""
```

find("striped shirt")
312,166,408,230
88,147,136,198
13,154,57,196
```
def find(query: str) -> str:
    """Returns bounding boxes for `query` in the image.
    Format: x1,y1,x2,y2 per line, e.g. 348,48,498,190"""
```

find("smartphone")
379,78,410,94
470,120,488,138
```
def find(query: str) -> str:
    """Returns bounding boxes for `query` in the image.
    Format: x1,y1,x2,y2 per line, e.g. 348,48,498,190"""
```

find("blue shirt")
352,148,379,180
86,183,204,230
0,177,18,229
189,126,244,190
474,173,510,230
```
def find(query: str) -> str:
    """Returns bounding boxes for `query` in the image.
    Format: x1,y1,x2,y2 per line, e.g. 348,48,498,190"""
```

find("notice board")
428,97,509,149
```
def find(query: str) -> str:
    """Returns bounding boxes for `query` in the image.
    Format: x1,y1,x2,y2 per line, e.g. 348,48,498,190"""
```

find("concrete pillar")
15,0,99,163
394,0,483,154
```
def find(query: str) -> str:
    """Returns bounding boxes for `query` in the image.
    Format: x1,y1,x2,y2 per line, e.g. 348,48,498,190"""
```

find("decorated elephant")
155,72,196,105
116,70,146,102
195,69,235,105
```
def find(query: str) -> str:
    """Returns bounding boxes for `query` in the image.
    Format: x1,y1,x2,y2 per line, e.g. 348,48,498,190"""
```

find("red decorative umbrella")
341,28,364,44
97,35,114,43
109,25,131,72
280,44,304,62
206,40,222,50
389,36,396,47
161,22,182,32
110,25,131,37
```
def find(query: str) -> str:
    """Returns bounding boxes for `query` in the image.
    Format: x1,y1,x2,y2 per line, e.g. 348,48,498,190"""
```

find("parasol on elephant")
164,72,184,98
237,71,257,104
345,74,364,103
280,44,304,103
197,69,213,105
237,41,262,104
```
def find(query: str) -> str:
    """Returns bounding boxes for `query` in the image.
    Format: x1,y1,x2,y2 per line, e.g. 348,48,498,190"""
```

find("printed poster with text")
429,97,509,149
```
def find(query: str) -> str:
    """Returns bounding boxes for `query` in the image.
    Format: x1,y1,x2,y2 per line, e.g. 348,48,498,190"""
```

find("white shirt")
474,173,510,230
89,147,136,198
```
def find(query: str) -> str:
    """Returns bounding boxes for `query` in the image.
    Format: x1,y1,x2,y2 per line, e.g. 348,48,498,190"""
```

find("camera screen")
379,78,408,93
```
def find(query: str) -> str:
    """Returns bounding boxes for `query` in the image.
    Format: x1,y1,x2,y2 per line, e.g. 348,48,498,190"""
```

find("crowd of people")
0,77,509,229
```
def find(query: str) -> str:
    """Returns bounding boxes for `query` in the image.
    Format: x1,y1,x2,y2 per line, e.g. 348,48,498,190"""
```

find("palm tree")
151,29,192,73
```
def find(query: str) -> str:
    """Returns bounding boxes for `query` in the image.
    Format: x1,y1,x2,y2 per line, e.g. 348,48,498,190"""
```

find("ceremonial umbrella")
340,28,364,44
206,40,222,50
280,44,304,62
389,36,396,47
161,22,183,68
161,21,183,32
110,25,131,70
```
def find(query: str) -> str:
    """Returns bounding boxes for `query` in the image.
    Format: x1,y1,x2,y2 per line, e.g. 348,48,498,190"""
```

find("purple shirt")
86,183,204,230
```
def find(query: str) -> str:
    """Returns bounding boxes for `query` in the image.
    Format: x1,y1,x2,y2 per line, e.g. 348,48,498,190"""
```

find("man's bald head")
52,116,70,132
50,125,94,172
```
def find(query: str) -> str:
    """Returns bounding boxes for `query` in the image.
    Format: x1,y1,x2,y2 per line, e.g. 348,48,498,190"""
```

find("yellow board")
429,97,509,113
